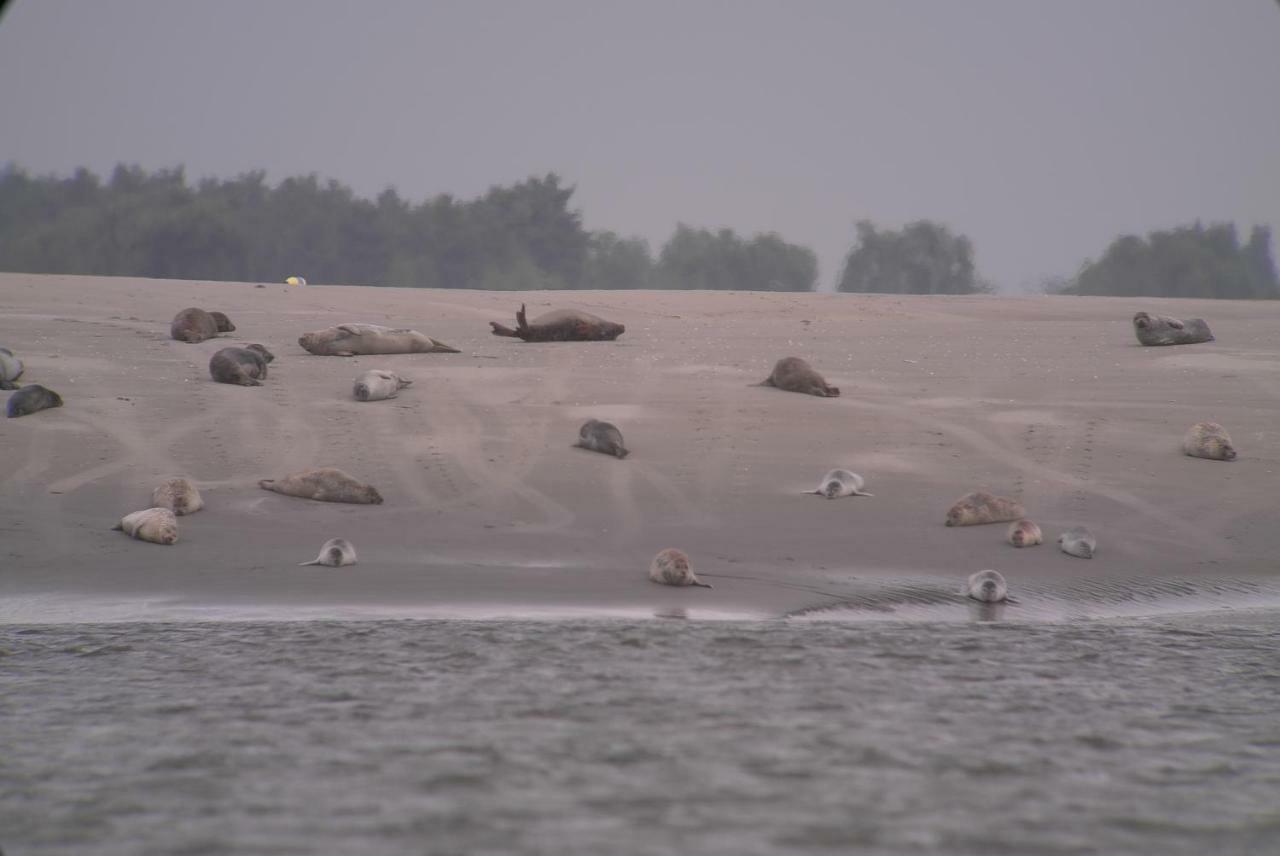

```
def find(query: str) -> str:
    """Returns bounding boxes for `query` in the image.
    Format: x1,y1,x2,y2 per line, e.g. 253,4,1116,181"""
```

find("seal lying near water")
171,308,235,343
259,467,384,504
964,569,1008,603
0,347,24,390
300,537,357,567
490,304,625,342
944,491,1025,527
209,344,274,386
112,507,179,545
6,384,63,418
1058,526,1096,559
1182,421,1236,461
807,468,873,498
760,357,839,397
151,477,204,516
353,370,412,402
1006,519,1042,547
649,548,712,588
299,324,459,356
574,419,629,458
1132,312,1214,346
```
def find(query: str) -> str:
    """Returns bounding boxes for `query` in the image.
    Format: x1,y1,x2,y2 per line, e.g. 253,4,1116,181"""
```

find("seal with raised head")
209,344,274,386
6,384,63,418
490,304,625,342
0,346,23,390
1182,421,1236,461
574,419,629,458
649,548,712,588
300,537,357,567
259,467,384,504
944,491,1025,527
171,308,235,344
1006,519,1042,547
353,369,412,402
1132,311,1214,346
760,357,839,397
963,569,1008,603
298,324,459,356
151,477,204,516
1058,526,1096,559
112,507,179,545
807,468,873,498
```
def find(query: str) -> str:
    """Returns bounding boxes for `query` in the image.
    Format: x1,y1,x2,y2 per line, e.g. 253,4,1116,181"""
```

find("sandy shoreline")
2,273,1278,623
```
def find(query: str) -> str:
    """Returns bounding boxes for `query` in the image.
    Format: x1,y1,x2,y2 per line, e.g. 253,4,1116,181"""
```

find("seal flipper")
516,304,530,339
692,580,713,589
490,322,518,338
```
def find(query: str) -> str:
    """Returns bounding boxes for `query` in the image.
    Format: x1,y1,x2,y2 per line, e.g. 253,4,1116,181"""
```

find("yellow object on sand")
285,276,307,287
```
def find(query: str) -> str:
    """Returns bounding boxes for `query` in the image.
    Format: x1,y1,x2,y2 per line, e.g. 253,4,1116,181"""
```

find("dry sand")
2,273,1278,621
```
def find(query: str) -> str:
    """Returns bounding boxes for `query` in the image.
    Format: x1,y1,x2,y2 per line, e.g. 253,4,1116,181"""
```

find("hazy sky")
2,1,1277,291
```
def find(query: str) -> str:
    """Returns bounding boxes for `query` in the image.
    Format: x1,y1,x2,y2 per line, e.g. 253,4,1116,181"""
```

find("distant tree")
837,220,990,294
656,224,817,291
582,231,654,289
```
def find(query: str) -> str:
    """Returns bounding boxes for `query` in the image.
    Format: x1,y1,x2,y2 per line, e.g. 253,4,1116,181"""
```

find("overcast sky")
1,1,1277,291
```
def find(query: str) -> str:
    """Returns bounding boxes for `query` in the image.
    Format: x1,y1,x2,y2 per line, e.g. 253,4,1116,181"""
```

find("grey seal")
6,384,63,418
1058,526,1096,559
298,324,459,356
112,507,179,545
151,477,204,516
300,537,357,567
1132,312,1214,346
760,356,839,397
649,548,712,588
209,344,274,386
574,419,629,458
259,467,384,504
944,491,1025,527
1182,421,1236,461
807,468,873,498
171,308,235,343
490,304,625,342
0,346,24,390
353,369,412,402
963,569,1008,603
1006,519,1043,547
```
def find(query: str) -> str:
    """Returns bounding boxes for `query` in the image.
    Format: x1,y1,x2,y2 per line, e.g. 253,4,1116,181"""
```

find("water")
2,613,1279,855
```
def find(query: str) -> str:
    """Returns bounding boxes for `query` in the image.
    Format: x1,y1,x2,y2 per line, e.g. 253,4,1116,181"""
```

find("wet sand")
2,273,1278,622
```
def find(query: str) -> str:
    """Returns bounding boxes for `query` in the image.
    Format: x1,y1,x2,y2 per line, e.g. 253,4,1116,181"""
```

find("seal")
490,304,625,342
299,537,357,567
574,419,629,458
1182,421,1237,461
209,344,274,386
0,346,24,391
944,491,1025,527
259,467,384,504
807,468,872,498
353,369,412,402
298,324,459,356
1132,311,1214,346
963,569,1008,603
1058,526,1096,559
760,357,839,397
1006,519,1042,547
151,477,204,516
112,507,179,545
649,548,713,588
170,307,235,344
6,384,63,418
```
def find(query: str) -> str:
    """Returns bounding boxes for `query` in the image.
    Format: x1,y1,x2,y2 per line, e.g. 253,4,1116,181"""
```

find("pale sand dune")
2,273,1278,621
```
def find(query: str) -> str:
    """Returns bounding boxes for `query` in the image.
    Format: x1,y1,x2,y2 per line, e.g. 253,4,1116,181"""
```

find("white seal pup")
112,507,179,545
1058,526,1096,559
299,538,357,567
151,477,204,516
807,468,873,498
1006,519,1042,547
1182,421,1236,461
0,346,24,390
964,569,1008,603
649,548,712,588
575,419,629,458
353,370,412,402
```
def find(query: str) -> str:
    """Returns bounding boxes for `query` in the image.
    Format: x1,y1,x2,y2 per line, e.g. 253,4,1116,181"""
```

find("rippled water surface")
3,613,1279,855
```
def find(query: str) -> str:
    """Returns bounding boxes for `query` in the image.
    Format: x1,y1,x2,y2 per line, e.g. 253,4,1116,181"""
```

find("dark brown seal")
574,419,629,458
258,467,383,504
945,491,1025,526
760,357,839,397
171,308,235,343
490,304,625,342
1132,312,1214,346
209,344,274,386
6,384,63,418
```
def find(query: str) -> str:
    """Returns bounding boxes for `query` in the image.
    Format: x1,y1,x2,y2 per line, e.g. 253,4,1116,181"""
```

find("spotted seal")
1182,421,1236,461
574,419,629,458
963,569,1008,603
648,548,712,588
0,346,23,390
298,324,458,356
1006,519,1042,547
759,357,839,397
259,467,384,504
151,477,204,516
112,507,179,545
209,344,274,386
807,468,872,498
490,304,625,342
1132,312,1214,346
353,369,412,402
1058,526,1096,559
944,491,1025,527
6,384,63,418
171,308,235,344
299,537,357,567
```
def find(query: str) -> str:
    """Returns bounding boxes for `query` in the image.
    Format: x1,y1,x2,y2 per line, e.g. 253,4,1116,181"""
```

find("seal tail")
298,559,323,566
428,340,461,353
693,580,714,589
615,448,629,459
258,479,277,492
490,322,518,338
111,522,123,531
853,490,874,497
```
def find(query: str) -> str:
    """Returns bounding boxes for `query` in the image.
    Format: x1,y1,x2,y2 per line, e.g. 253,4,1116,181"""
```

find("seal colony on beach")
574,419,629,458
1182,421,1237,461
298,324,459,356
259,468,384,504
1132,311,1215,346
490,305,625,342
648,548,712,588
170,307,235,344
760,356,839,397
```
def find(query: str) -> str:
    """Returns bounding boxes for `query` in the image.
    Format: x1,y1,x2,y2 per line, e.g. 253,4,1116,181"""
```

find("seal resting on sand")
209,344,274,386
1182,421,1236,461
151,477,204,516
259,468,384,504
353,369,411,402
298,324,459,356
1006,519,1042,547
574,419,629,458
807,468,872,498
112,507,179,545
944,491,1025,527
171,308,235,343
964,569,1008,603
760,357,839,397
300,537,357,567
0,346,24,390
6,384,63,418
490,304,625,342
1058,526,1096,559
1132,312,1214,346
649,548,712,588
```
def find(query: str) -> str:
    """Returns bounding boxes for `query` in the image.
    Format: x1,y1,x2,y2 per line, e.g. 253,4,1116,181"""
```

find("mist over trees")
836,220,992,295
1057,223,1278,299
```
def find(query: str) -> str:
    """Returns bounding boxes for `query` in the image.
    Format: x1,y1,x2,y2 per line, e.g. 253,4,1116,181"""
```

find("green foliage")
1060,222,1279,299
583,231,655,290
655,224,817,291
837,220,990,294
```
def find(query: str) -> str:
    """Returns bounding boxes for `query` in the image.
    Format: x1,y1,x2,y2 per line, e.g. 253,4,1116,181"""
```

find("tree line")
0,163,1275,298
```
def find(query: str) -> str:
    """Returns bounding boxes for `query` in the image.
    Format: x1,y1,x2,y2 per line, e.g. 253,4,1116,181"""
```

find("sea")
2,601,1279,855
